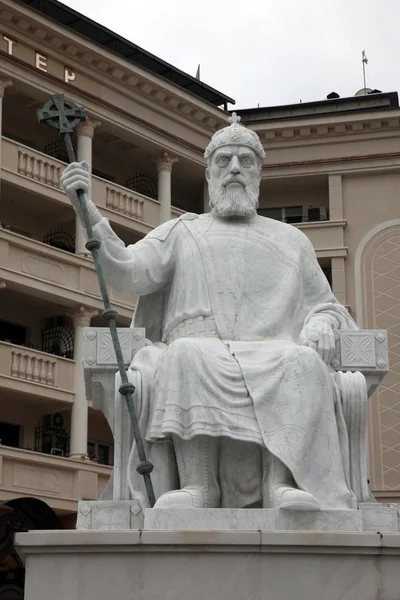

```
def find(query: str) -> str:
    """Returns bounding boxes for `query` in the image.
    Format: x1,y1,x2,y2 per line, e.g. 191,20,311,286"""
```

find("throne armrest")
330,329,389,394
83,326,145,428
83,327,146,500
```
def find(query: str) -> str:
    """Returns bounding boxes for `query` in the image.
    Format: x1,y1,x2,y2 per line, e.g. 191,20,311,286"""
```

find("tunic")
93,212,359,509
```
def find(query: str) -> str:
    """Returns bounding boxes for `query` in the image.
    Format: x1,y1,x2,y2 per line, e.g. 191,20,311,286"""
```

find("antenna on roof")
362,50,368,93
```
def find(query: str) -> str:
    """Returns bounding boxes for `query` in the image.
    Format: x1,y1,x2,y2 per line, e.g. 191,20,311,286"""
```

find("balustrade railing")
17,149,61,188
105,185,144,220
0,340,77,398
10,349,56,386
2,137,186,230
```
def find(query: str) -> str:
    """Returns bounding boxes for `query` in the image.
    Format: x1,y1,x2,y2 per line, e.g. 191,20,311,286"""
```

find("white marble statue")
62,114,365,513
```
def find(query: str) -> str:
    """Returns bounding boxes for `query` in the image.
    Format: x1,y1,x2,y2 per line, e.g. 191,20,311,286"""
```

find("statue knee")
167,337,203,364
287,344,322,367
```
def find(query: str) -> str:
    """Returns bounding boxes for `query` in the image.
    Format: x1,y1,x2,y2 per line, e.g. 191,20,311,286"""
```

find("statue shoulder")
255,214,294,236
145,213,198,242
179,212,198,221
255,215,313,251
145,218,180,242
284,223,316,255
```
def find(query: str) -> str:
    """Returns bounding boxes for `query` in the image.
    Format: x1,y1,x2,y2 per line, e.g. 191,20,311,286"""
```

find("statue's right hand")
61,161,90,209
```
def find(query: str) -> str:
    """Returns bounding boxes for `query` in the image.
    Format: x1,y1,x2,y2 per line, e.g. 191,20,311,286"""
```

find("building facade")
0,0,399,544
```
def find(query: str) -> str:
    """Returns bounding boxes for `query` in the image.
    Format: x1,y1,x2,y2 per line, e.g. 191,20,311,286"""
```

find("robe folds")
92,212,360,509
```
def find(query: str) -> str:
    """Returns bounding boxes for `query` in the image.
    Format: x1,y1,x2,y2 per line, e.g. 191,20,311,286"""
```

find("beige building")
0,0,399,547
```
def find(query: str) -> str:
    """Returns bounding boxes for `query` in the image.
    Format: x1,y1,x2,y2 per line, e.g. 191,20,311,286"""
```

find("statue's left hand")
300,320,336,365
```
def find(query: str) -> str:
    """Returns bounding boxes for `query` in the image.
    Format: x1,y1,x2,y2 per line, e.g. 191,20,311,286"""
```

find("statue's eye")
218,156,229,164
240,156,252,165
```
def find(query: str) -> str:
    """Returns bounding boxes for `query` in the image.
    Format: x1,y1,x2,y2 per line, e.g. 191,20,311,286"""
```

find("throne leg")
335,371,371,503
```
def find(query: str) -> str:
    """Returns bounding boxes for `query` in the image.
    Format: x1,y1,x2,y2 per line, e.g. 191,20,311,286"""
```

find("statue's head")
204,113,265,218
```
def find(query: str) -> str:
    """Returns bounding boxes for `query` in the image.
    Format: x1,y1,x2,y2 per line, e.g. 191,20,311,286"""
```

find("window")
87,441,113,466
0,320,27,346
0,421,20,448
258,206,303,224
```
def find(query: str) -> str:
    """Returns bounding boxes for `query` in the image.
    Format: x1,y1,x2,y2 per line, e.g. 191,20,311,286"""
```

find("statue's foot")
272,486,320,511
154,486,207,509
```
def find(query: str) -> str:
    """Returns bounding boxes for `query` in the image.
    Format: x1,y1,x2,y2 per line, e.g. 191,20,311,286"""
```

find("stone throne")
78,326,390,532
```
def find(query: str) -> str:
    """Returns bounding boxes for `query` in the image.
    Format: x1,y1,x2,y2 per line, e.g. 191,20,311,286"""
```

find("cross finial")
37,94,85,134
228,112,241,125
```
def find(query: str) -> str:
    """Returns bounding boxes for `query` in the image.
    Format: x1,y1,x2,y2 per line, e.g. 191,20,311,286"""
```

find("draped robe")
93,212,359,510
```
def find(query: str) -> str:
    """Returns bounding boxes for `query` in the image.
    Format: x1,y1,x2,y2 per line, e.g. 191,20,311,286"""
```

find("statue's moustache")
222,175,246,188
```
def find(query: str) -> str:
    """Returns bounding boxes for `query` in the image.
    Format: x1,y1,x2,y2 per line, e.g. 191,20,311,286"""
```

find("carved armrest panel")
84,327,146,371
330,329,388,395
83,327,145,405
331,330,388,373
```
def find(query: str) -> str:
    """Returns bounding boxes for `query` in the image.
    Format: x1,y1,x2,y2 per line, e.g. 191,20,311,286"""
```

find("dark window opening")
0,321,27,347
88,441,112,465
0,422,20,448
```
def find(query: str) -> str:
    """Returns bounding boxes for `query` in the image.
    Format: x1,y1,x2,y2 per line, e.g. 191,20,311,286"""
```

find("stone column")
0,79,12,199
154,152,178,224
68,306,97,459
75,119,101,256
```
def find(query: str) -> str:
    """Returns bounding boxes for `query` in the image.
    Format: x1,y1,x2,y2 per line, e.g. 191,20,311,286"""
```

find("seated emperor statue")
62,114,360,512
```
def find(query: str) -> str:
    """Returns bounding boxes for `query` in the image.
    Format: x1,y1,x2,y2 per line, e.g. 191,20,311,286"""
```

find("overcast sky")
62,0,399,110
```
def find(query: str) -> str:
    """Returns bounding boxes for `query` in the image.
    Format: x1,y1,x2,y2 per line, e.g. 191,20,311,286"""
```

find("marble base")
145,508,363,531
15,530,400,600
77,500,400,533
77,500,144,530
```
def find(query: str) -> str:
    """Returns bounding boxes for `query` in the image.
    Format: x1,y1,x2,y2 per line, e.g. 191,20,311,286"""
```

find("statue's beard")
208,176,260,218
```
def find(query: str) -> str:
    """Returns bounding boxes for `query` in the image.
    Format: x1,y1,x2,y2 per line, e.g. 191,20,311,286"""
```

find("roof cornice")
250,111,400,145
0,0,229,132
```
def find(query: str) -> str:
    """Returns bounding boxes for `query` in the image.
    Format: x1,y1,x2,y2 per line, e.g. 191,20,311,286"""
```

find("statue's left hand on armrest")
300,318,336,365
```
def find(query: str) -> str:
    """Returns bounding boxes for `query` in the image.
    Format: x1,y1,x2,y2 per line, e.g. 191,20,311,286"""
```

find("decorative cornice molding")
0,50,207,158
262,151,400,170
255,116,400,145
0,3,228,132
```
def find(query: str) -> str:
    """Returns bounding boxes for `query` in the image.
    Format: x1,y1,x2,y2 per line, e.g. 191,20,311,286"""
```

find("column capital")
0,79,12,99
154,152,179,173
77,118,101,139
67,305,98,328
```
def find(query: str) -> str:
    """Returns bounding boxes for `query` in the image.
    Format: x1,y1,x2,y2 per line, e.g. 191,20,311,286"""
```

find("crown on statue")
204,112,266,162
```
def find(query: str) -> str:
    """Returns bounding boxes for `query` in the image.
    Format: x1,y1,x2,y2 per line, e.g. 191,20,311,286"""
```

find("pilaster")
329,175,343,221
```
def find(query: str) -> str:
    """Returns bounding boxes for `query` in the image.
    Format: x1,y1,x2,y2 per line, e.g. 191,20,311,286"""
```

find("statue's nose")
230,156,240,174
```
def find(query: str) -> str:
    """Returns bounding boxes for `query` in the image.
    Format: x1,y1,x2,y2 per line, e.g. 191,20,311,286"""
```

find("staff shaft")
64,132,156,507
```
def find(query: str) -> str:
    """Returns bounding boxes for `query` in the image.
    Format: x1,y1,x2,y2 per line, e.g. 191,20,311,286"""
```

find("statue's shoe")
272,486,321,511
154,486,207,509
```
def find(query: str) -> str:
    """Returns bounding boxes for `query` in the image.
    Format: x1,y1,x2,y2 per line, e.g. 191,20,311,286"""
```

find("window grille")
126,172,157,199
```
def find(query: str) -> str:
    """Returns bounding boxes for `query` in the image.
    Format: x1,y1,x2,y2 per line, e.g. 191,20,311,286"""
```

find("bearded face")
206,145,261,218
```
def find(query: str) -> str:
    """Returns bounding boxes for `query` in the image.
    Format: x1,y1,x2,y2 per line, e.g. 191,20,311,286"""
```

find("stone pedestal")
77,502,400,533
15,529,400,600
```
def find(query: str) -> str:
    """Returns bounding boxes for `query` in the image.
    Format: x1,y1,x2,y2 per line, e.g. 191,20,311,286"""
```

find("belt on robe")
166,315,218,345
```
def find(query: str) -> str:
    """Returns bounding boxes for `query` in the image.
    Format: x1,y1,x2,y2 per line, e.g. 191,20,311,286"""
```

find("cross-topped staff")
38,94,156,507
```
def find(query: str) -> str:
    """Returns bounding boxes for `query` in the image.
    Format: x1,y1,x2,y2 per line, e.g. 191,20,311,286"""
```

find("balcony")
0,445,111,513
295,220,347,258
0,228,134,319
0,341,75,404
1,137,184,233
